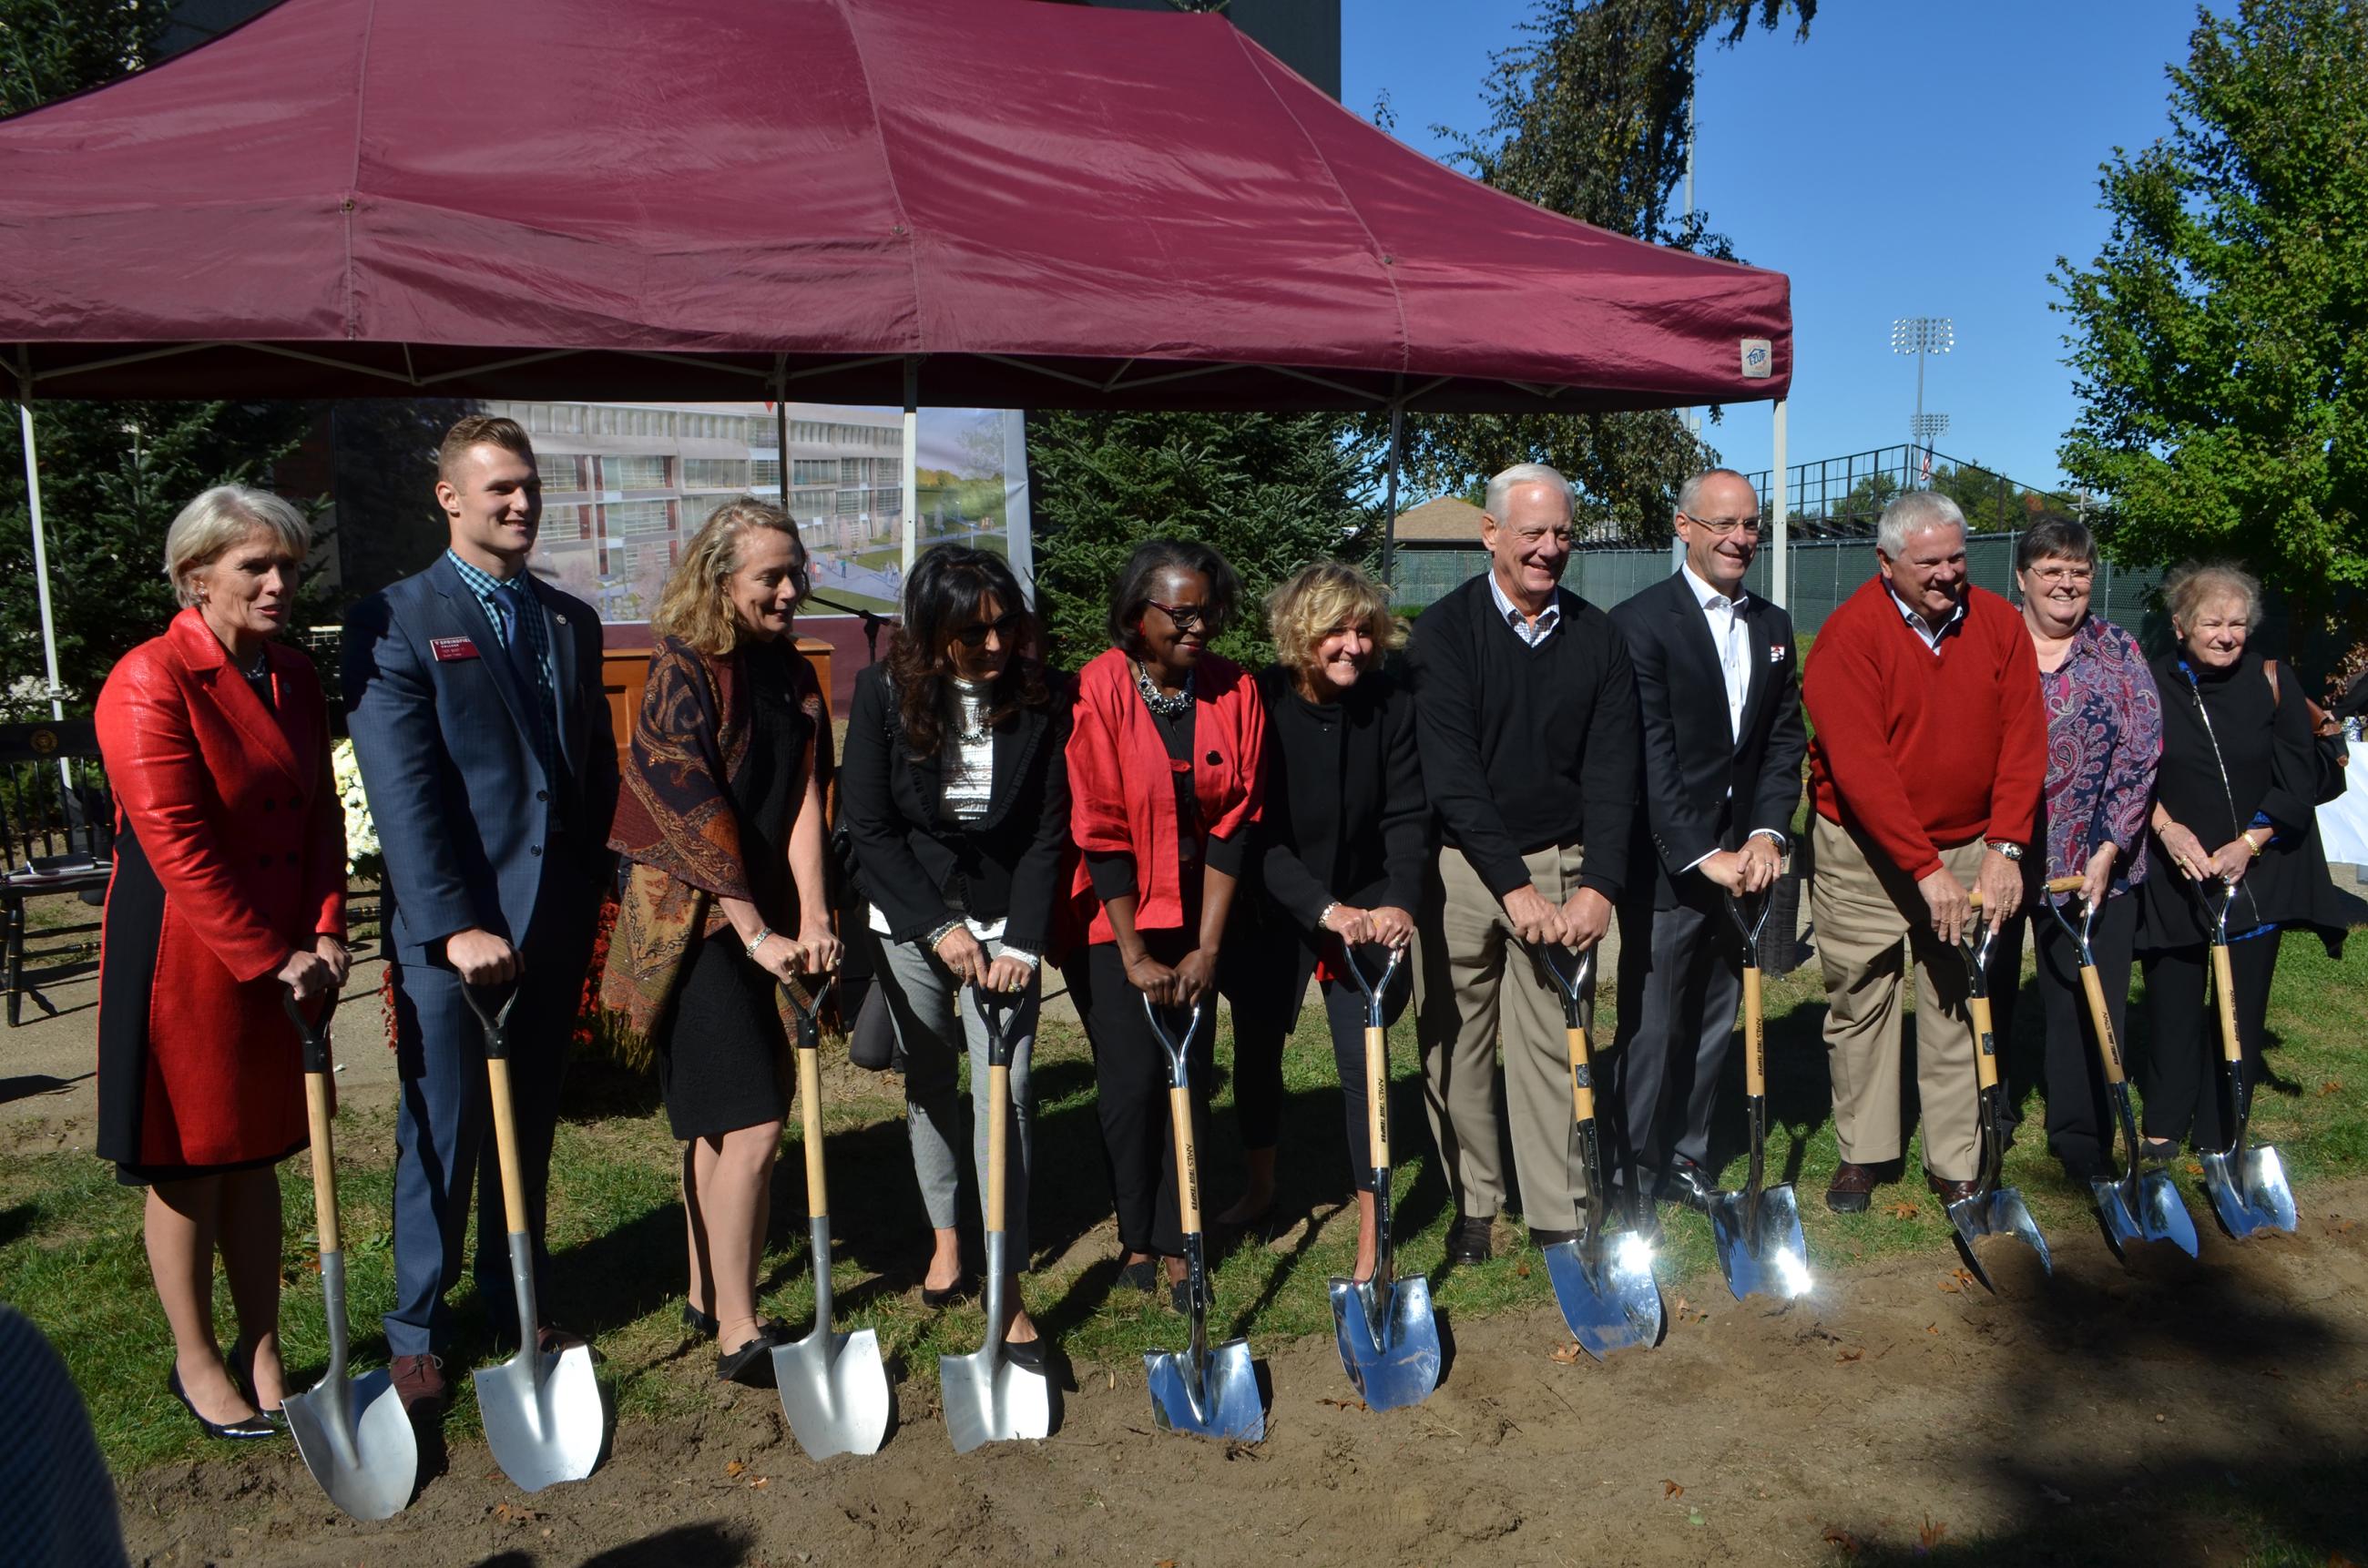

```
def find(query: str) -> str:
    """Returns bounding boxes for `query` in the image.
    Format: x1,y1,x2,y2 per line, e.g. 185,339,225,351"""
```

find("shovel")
2195,878,2298,1238
2038,887,2199,1260
1528,943,1663,1360
1326,942,1440,1410
1139,996,1264,1442
280,987,418,1521
941,983,1051,1452
1705,891,1812,1302
461,983,607,1492
771,974,892,1458
1945,895,2052,1290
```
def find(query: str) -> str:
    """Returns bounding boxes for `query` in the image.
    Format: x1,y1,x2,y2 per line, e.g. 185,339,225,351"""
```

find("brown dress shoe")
1825,1162,1878,1214
388,1353,447,1420
1925,1174,1979,1205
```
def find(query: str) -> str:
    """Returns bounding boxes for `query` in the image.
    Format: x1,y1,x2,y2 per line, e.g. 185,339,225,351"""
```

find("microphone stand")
802,591,897,665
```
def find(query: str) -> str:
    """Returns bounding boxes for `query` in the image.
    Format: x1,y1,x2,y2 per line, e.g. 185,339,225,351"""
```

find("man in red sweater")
1802,491,2045,1213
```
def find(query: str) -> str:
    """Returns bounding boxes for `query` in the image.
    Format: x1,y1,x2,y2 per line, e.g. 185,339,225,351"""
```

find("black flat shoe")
1002,1337,1046,1370
921,1275,973,1309
680,1303,719,1337
716,1326,784,1388
1115,1258,1158,1293
168,1368,279,1441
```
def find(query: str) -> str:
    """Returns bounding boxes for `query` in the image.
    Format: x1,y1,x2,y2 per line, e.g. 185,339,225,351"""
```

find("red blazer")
95,609,346,1168
1065,647,1264,946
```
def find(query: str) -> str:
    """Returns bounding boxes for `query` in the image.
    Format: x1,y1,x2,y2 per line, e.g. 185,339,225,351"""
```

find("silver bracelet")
1316,901,1340,931
743,924,772,958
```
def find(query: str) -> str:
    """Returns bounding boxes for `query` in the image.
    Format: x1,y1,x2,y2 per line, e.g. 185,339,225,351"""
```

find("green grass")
4,928,2363,1499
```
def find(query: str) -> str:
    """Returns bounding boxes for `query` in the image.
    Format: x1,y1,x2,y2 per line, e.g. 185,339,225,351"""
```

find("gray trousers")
1610,899,1741,1185
876,934,1035,1261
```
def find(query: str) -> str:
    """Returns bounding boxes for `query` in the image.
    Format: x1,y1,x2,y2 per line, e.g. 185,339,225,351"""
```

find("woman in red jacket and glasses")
1063,539,1265,1304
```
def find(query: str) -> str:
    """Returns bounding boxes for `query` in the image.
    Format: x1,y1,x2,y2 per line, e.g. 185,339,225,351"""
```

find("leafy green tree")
2055,0,2368,631
1027,410,1380,671
1381,0,1815,531
1,1,319,710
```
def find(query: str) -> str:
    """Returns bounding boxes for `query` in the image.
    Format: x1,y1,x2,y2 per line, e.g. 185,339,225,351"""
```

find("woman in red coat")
96,485,349,1441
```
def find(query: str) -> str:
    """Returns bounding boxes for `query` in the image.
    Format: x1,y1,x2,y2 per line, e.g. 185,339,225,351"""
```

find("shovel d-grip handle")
1140,997,1209,1236
968,985,1023,1237
783,975,838,1221
285,986,343,1257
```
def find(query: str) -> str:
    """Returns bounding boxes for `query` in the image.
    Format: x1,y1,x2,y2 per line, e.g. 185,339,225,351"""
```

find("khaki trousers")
1412,841,1592,1227
1810,817,1986,1182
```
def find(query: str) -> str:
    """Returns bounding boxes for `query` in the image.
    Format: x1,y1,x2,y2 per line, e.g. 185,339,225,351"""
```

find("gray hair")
2160,559,2262,631
1484,463,1575,524
1876,490,1967,558
163,485,311,608
1674,467,1756,523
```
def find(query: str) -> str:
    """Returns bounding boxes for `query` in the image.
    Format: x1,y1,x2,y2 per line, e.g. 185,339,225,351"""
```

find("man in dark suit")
1608,468,1805,1213
342,415,619,1420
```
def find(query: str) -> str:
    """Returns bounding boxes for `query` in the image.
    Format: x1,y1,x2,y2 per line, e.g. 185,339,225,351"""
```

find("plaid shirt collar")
444,549,558,775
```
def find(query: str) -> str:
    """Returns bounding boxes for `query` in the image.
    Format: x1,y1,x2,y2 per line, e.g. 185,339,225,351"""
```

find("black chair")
0,718,114,1025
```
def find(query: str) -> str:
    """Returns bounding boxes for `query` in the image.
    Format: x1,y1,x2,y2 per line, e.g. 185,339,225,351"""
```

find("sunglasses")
953,610,1025,648
1143,599,1210,632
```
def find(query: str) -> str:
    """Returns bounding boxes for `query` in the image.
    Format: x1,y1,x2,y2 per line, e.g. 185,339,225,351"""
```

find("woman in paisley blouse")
2012,518,2160,1185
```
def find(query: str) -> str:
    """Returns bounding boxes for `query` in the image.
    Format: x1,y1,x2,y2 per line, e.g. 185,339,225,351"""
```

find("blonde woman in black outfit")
1217,563,1425,1280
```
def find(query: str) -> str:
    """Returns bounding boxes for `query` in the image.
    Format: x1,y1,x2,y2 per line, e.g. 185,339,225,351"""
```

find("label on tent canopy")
1740,340,1773,379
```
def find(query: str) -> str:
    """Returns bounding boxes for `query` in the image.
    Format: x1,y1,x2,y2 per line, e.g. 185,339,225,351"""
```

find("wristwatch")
1985,840,2024,862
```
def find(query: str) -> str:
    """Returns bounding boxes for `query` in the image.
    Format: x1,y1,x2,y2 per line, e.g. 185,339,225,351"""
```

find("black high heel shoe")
168,1367,279,1441
226,1340,288,1428
920,1273,974,1309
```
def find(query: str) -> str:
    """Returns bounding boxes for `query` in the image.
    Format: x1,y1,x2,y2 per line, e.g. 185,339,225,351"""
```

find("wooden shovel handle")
1968,995,2001,1092
1168,1085,1201,1235
486,1056,531,1236
798,1041,829,1220
304,1072,339,1256
1365,1025,1389,1170
1567,1025,1595,1123
2210,944,2244,1064
2078,966,2127,1085
985,1063,1010,1235
1741,967,1765,1101
1966,874,2083,911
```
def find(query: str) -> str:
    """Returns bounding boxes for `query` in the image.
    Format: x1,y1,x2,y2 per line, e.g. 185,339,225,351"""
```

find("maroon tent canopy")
0,0,1790,412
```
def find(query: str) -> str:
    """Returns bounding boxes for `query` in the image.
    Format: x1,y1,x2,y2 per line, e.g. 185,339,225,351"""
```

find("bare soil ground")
116,1184,2368,1568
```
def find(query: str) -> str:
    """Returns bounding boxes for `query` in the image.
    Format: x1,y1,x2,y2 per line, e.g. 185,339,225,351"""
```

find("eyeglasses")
1679,511,1762,536
1143,599,1210,632
953,611,1025,648
2026,565,2094,586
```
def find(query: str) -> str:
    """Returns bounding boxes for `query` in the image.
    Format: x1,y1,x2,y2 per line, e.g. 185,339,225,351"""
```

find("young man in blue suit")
1608,468,1806,1214
342,415,620,1420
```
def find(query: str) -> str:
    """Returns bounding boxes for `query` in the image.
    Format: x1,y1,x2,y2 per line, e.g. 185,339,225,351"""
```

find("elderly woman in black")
842,545,1067,1360
2138,561,2348,1158
1063,539,1266,1301
1215,563,1424,1281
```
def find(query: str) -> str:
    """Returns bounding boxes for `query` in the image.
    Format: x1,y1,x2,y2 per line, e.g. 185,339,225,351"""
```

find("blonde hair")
651,496,807,657
2161,560,2262,631
1267,560,1401,679
163,485,311,608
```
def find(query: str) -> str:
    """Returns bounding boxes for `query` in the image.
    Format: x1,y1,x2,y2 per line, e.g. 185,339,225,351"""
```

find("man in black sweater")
1404,463,1639,1260
1608,469,1805,1214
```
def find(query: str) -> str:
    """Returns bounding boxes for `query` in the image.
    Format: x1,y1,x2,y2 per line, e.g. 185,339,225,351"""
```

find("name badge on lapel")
431,636,483,663
1769,644,1789,664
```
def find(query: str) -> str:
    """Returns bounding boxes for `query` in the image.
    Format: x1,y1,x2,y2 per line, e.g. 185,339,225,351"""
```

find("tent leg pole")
901,358,919,575
776,393,790,510
1771,398,1789,612
16,400,66,725
1380,402,1403,590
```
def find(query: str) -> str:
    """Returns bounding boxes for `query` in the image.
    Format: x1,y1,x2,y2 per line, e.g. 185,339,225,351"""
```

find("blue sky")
1343,0,2205,494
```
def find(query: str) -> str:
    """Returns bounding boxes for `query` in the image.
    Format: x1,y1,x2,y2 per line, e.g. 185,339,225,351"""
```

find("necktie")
491,578,556,776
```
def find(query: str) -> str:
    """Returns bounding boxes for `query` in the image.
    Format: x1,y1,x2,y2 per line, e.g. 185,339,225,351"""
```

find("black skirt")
658,932,791,1141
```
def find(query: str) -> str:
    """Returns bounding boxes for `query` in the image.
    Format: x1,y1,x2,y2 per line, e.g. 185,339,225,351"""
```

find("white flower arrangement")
331,738,383,881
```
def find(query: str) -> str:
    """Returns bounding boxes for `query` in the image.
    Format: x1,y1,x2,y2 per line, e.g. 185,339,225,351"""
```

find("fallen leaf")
1822,1526,1863,1557
1550,1339,1586,1364
1885,1200,1920,1220
1319,1396,1369,1411
2318,1080,2343,1097
1687,1510,1705,1526
2184,1160,2205,1177
1158,1562,1179,1568
1924,1323,1940,1336
2328,1553,2358,1568
724,1460,747,1478
1515,1257,1532,1278
1836,1348,1863,1364
1664,1480,1685,1500
1671,1296,1691,1317
1938,1277,1962,1295
1919,1514,1948,1550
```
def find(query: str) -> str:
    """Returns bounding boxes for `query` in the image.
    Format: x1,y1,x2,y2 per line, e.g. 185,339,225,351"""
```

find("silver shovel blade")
1543,1230,1663,1360
2200,1143,2298,1239
940,1342,1050,1454
1327,1275,1441,1411
475,1344,606,1492
1946,1186,2054,1292
2089,1177,2146,1260
1144,1339,1263,1442
775,1327,890,1460
1705,1185,1812,1303
284,1368,417,1522
2136,1167,2201,1257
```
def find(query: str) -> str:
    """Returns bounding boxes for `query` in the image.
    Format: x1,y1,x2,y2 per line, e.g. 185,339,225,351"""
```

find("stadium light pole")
1890,316,1953,481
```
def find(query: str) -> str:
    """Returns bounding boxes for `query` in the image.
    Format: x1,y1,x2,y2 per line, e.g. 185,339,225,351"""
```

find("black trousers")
1225,937,1410,1193
1609,899,1740,1186
2021,894,2137,1174
1067,935,1216,1258
2138,929,2282,1151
